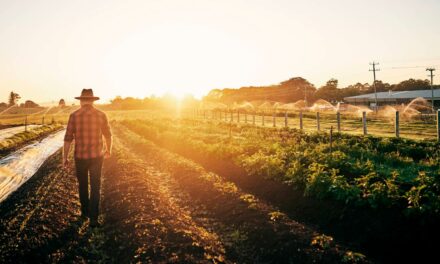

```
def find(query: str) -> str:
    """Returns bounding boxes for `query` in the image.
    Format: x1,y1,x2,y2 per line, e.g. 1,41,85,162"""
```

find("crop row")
0,124,64,158
120,118,440,218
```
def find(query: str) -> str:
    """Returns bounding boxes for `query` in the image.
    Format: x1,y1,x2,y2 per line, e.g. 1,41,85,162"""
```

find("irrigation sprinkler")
299,111,303,130
273,112,276,127
395,111,400,138
336,112,341,133
284,112,288,127
316,112,320,131
362,111,367,135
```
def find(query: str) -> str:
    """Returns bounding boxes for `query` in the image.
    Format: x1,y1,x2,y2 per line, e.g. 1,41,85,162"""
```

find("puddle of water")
0,125,41,142
0,130,65,202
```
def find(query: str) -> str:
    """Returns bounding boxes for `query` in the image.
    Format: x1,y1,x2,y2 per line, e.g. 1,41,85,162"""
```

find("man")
63,88,112,227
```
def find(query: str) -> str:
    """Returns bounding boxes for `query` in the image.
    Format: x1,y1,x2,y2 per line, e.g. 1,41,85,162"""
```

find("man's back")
64,105,111,159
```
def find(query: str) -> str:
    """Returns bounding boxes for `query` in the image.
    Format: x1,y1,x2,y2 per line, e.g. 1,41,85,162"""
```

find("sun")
101,23,260,101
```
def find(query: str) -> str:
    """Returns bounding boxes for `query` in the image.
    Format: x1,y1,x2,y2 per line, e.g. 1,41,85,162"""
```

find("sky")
0,0,439,104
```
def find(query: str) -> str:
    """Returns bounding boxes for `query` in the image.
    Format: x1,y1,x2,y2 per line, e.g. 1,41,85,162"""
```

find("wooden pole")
316,112,320,131
436,110,439,142
362,111,367,135
336,111,341,132
42,116,45,125
285,112,288,127
330,126,333,154
299,111,303,130
273,112,276,127
25,115,27,132
262,112,265,126
253,111,256,125
395,111,400,138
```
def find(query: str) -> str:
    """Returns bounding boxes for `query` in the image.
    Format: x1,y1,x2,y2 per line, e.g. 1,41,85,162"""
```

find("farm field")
0,109,439,263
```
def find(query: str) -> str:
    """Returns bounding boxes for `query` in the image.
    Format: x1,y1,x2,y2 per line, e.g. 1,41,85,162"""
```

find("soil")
125,122,440,264
0,123,367,263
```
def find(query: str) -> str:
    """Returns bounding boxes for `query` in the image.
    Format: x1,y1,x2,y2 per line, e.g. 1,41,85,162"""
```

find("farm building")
344,89,440,109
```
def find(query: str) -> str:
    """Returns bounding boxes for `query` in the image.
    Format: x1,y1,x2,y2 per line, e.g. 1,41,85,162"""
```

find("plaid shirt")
64,105,112,159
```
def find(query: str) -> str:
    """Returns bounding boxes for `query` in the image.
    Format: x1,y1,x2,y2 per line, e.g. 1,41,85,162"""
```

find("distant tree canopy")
20,100,40,108
204,77,316,104
108,95,199,110
8,91,20,106
204,77,439,104
59,99,66,107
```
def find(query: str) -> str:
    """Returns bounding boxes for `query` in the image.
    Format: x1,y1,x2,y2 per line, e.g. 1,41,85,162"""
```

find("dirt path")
0,123,367,263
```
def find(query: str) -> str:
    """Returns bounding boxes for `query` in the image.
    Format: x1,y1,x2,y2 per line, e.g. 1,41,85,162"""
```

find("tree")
59,99,66,107
391,79,430,91
8,91,20,106
314,78,340,101
22,100,40,108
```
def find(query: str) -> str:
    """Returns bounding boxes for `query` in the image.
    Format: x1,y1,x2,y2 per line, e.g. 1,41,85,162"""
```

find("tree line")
204,77,439,104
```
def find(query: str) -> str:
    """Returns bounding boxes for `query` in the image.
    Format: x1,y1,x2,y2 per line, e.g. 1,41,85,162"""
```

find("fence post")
316,112,320,131
299,111,303,130
336,111,341,132
362,111,367,135
437,110,439,142
230,110,233,122
330,126,333,154
395,111,400,138
262,112,265,126
253,111,256,125
245,112,247,123
273,112,276,127
42,116,45,125
237,111,240,123
285,112,288,127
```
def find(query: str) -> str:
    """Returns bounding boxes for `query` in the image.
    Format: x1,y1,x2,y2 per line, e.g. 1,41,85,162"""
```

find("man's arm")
102,114,112,158
63,141,72,168
63,114,75,168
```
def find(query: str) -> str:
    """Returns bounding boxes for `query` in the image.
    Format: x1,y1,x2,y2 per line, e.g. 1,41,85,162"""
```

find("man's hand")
104,150,111,159
63,158,71,171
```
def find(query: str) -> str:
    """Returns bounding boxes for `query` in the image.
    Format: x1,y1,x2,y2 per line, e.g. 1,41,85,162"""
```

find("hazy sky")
0,0,439,104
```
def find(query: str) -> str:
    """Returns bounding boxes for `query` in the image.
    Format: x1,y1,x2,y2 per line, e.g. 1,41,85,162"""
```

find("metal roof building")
344,89,440,107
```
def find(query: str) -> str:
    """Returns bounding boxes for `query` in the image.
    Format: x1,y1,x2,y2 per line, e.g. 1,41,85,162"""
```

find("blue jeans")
75,156,103,221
